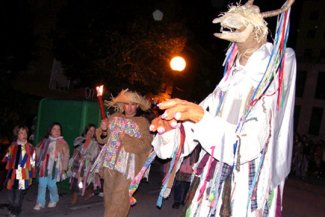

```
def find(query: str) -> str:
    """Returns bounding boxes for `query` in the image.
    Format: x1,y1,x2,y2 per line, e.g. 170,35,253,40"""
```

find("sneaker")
33,203,43,210
48,202,57,208
98,192,104,197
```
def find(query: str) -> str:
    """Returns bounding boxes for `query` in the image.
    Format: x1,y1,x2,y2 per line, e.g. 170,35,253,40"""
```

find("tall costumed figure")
150,0,296,216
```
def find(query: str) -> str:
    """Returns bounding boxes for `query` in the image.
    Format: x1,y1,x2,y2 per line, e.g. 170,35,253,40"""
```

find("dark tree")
0,0,36,140
52,0,188,95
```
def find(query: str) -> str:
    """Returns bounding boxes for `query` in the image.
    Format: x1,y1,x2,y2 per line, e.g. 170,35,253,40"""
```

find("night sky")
0,0,302,138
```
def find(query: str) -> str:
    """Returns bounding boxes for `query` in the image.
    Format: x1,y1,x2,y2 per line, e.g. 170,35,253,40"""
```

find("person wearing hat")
91,89,153,217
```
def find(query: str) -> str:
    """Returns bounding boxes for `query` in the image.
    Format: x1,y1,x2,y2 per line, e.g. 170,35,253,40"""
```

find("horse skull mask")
212,0,295,44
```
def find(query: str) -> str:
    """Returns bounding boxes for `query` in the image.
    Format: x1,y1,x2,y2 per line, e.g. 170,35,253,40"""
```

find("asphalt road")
0,166,324,217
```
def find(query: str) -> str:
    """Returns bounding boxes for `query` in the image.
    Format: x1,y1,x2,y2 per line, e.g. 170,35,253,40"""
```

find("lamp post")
169,56,186,97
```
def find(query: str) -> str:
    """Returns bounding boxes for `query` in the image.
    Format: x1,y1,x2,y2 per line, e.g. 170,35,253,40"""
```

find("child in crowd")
2,125,36,217
68,124,101,205
33,122,70,210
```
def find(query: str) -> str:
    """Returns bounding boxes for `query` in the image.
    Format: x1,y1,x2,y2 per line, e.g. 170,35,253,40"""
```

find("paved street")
282,177,325,217
0,164,325,217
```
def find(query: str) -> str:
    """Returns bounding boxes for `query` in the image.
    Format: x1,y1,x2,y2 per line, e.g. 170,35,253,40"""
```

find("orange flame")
96,85,104,96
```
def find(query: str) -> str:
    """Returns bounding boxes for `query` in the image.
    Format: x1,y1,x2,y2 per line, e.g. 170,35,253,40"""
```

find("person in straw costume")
92,89,153,217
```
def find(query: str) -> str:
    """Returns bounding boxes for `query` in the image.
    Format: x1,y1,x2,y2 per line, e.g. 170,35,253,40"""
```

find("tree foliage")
53,0,188,95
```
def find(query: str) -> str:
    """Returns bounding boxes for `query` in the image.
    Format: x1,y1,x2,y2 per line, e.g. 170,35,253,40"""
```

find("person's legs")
70,178,79,205
103,168,114,217
173,180,182,207
84,184,94,200
70,177,79,193
98,178,104,197
181,181,190,205
7,189,15,214
103,169,131,217
48,177,59,205
36,177,48,207
11,189,24,216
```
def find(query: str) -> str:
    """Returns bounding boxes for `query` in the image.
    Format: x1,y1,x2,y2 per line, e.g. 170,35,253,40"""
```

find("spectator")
68,124,101,205
292,133,303,177
301,135,311,178
33,122,70,210
2,125,36,217
172,146,200,209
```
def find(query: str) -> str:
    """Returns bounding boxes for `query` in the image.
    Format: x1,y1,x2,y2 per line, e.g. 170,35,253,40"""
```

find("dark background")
0,0,301,140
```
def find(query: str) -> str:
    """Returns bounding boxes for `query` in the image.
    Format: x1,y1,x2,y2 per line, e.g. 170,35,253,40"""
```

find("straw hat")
104,89,151,112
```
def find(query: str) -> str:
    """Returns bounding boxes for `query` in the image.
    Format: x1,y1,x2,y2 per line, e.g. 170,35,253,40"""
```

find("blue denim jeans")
37,177,59,207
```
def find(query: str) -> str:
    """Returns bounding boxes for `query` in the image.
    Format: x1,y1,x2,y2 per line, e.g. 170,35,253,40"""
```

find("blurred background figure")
68,124,101,205
172,146,200,209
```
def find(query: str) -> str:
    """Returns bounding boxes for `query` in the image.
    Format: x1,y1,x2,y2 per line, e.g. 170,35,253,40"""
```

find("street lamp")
170,56,186,72
152,56,187,103
169,56,186,97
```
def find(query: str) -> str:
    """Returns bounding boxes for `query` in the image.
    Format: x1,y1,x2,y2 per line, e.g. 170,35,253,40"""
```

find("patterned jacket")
36,137,70,181
2,142,36,190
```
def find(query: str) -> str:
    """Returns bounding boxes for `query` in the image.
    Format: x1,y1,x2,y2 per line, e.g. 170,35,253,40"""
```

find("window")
315,72,325,99
296,70,307,97
308,107,323,136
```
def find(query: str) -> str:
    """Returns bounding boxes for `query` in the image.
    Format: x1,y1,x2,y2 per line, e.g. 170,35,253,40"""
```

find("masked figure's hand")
149,98,204,134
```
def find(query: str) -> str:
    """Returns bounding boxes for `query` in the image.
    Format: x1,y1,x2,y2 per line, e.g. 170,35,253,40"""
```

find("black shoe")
172,202,180,209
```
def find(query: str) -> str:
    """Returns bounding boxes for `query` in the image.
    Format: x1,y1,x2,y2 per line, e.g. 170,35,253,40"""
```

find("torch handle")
97,96,106,120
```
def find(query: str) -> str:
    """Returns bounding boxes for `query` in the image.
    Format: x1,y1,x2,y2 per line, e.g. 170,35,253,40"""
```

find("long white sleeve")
152,128,180,159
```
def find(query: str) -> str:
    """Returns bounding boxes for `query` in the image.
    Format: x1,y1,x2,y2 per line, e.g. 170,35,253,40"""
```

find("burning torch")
96,85,106,120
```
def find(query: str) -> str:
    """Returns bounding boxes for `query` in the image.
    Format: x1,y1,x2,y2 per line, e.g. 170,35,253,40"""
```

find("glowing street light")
168,56,186,98
170,56,186,72
154,55,187,102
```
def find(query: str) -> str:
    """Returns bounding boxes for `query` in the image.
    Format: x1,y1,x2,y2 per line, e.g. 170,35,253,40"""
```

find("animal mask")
212,0,295,43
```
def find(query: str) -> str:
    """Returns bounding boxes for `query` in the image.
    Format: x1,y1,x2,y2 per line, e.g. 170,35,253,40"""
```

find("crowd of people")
1,89,156,217
2,118,324,217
